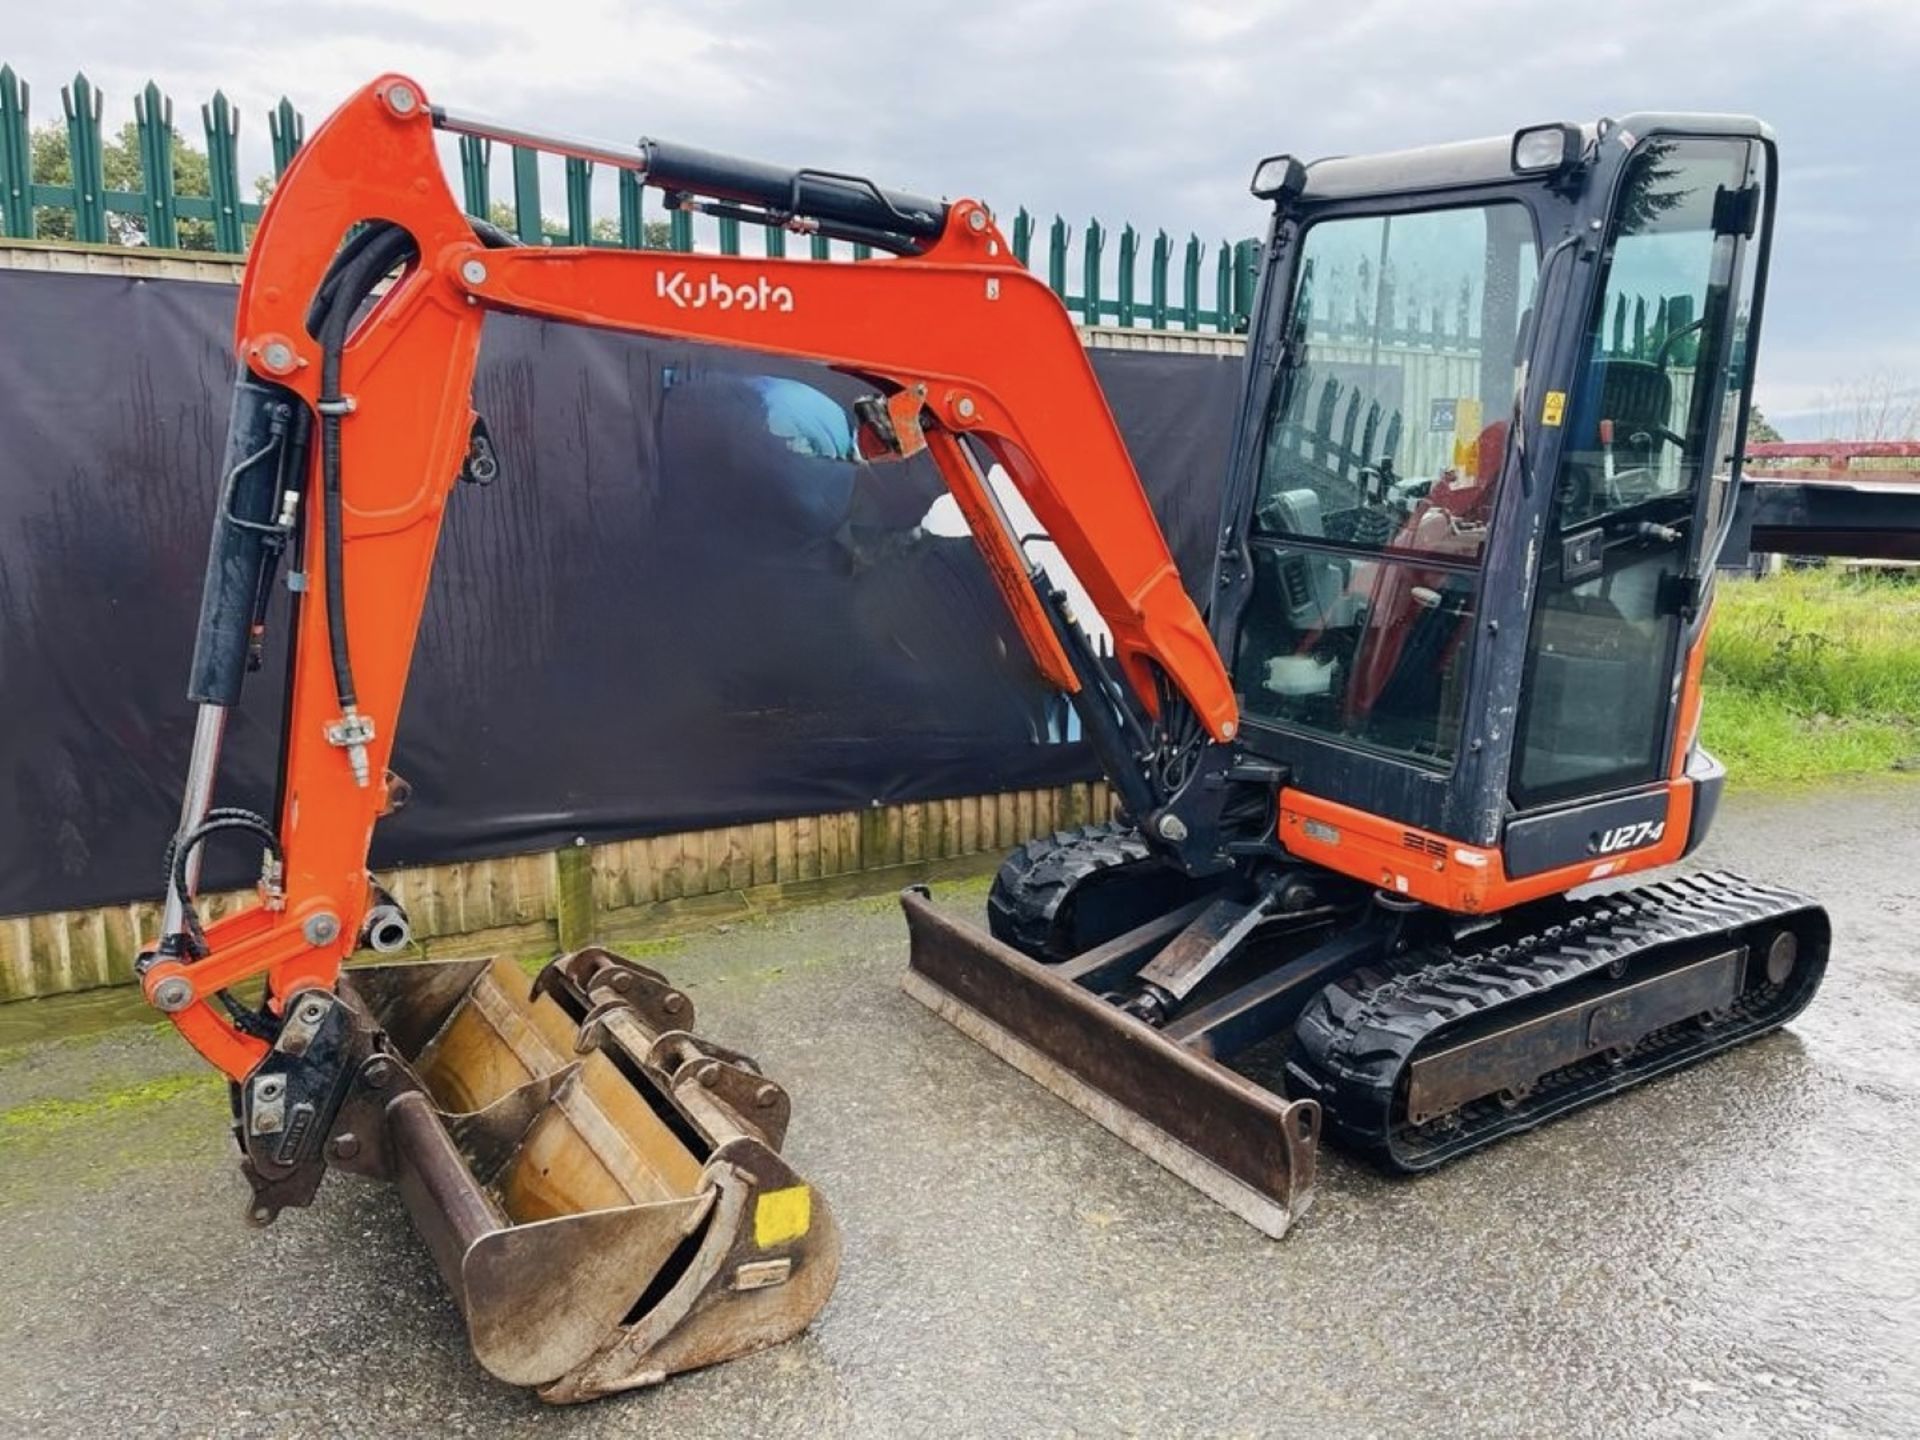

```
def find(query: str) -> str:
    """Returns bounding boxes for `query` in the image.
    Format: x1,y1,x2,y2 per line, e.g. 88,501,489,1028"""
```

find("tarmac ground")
1,781,1915,1437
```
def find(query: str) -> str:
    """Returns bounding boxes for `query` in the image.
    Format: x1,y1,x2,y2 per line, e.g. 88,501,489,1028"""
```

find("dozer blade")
900,888,1320,1238
285,948,838,1402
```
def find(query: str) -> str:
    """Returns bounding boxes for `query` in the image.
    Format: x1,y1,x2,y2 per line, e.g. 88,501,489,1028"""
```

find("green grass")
1703,567,1920,784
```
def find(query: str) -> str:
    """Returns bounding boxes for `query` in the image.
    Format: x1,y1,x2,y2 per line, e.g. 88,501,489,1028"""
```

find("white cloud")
5,0,1914,430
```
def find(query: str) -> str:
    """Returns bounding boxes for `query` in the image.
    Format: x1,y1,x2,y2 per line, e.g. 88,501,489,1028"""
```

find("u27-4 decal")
1595,819,1666,854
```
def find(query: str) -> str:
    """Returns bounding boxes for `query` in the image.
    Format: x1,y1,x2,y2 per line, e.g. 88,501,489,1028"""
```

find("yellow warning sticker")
1541,390,1567,427
754,1185,812,1248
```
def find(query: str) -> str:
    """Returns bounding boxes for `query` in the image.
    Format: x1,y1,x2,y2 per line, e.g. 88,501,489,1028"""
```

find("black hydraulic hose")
303,223,394,333
166,808,284,907
160,805,287,960
319,384,354,709
308,223,417,712
468,216,521,249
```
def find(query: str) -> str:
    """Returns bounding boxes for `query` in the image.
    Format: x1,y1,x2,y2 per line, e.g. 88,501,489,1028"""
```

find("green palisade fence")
0,63,1259,331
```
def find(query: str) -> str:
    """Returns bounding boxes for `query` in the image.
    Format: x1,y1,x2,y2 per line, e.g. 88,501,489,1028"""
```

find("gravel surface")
1,781,1915,1438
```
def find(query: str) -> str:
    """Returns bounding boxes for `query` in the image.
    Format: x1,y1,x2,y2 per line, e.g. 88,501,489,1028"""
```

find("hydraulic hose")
307,223,418,713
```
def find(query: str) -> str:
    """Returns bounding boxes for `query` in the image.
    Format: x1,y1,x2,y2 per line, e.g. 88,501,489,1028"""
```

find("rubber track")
987,822,1155,960
1289,870,1830,1172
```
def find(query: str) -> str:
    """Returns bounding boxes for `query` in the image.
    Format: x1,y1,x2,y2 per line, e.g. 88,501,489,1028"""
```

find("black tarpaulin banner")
0,268,1240,916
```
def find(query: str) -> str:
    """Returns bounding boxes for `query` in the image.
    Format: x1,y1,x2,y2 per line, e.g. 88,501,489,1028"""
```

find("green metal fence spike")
1214,240,1231,332
1182,234,1201,331
0,65,32,239
1668,292,1695,362
510,144,541,244
1149,229,1169,331
62,72,108,244
1081,217,1104,325
1232,238,1258,332
200,90,243,252
458,134,491,220
269,97,305,178
618,168,642,247
134,81,178,250
564,156,592,245
0,65,1300,310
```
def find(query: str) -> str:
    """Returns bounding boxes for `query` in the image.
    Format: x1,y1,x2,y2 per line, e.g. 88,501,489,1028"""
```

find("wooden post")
554,841,595,952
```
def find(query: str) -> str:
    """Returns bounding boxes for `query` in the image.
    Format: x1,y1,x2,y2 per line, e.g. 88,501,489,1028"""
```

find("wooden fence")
0,62,1261,333
0,781,1115,1004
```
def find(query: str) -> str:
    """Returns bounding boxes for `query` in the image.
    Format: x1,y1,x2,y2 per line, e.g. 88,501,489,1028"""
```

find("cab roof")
1294,113,1770,202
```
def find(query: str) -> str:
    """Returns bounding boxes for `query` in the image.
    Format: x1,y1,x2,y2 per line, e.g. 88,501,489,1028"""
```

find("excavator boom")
144,73,1236,1078
140,74,1238,1398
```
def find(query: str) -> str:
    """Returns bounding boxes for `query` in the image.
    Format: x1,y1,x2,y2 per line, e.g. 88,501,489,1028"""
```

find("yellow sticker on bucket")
755,1185,812,1248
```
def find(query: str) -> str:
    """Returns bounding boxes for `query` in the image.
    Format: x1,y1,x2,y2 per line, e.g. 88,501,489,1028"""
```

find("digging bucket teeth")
305,948,839,1402
899,888,1320,1238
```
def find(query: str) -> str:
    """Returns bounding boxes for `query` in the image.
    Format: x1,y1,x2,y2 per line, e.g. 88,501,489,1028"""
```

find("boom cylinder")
187,375,303,706
638,138,947,241
426,103,947,246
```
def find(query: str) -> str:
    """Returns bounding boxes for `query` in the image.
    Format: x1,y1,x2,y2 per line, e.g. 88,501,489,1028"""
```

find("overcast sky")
8,0,1916,434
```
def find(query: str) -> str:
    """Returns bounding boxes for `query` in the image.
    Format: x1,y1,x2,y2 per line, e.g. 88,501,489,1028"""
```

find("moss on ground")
0,1073,221,1136
514,931,690,977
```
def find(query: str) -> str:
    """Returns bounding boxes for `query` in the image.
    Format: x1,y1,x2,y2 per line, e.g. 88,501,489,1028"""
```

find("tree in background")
38,131,705,255
1810,369,1920,441
30,120,217,250
1747,407,1784,444
483,200,673,248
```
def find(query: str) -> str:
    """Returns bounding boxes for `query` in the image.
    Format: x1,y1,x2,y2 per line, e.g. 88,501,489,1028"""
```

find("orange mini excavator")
144,76,1825,1396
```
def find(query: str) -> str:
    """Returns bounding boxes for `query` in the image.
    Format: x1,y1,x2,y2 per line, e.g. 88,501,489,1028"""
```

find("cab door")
1511,135,1769,810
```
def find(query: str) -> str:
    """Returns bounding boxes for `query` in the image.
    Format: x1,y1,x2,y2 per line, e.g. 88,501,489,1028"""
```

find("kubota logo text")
656,270,795,313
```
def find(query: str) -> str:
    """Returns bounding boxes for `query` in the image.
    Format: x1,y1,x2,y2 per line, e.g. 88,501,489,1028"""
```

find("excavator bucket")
899,888,1321,1238
298,948,839,1402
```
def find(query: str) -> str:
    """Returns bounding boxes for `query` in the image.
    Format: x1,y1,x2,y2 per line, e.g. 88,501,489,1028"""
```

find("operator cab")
1216,117,1773,871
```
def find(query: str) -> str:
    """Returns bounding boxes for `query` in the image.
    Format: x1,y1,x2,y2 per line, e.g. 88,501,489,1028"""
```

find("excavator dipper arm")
140,73,1235,1083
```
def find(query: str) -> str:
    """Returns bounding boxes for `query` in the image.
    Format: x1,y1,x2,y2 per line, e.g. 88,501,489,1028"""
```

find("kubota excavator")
141,74,1824,1398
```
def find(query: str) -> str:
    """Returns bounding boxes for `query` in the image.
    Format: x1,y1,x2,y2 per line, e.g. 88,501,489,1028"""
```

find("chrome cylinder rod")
430,105,651,173
158,702,228,939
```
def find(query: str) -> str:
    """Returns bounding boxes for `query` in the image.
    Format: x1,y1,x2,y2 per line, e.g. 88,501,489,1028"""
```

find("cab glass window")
1252,203,1537,566
1234,202,1537,767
